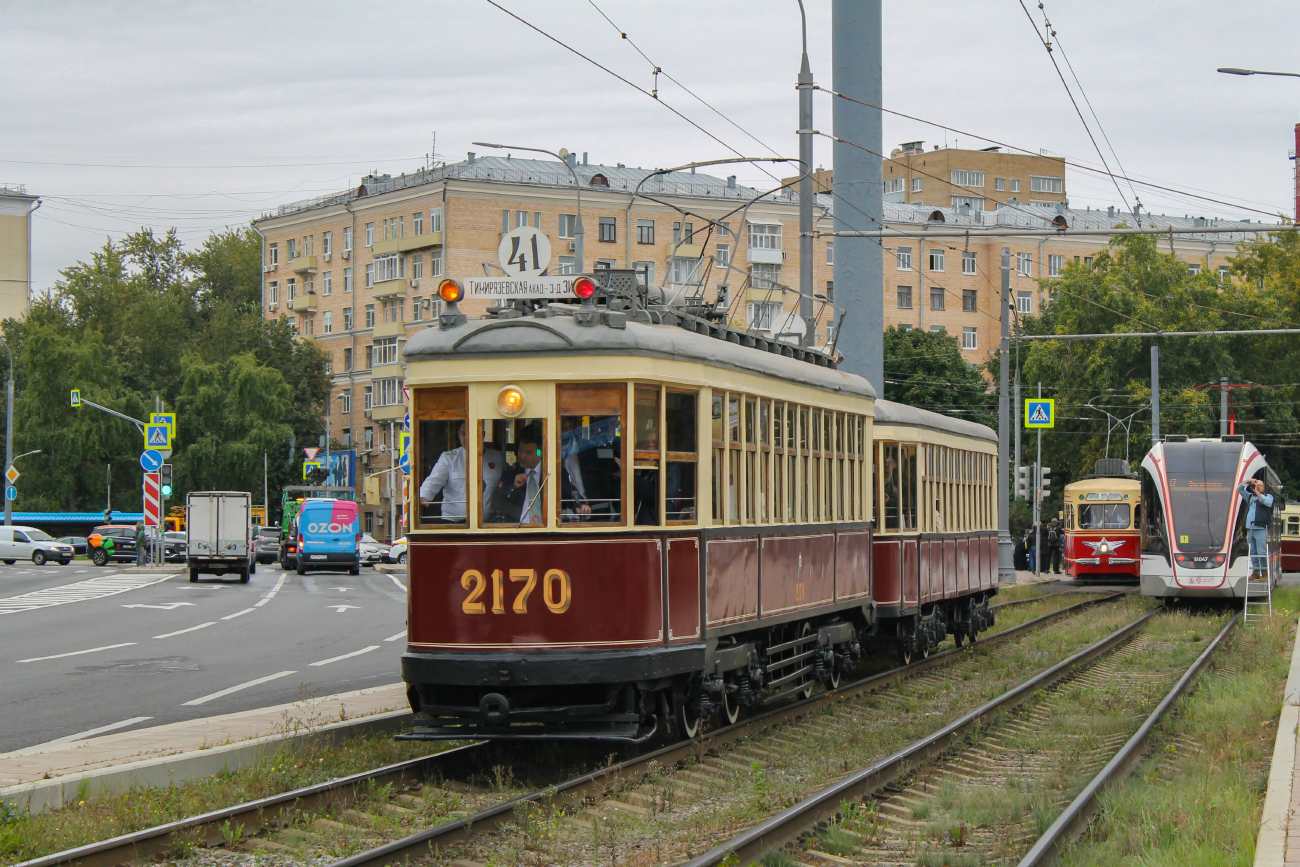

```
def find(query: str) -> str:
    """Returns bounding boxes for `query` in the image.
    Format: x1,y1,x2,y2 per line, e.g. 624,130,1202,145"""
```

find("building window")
900,323,914,331
825,280,834,302
365,264,374,288
671,221,695,244
912,177,922,193
896,247,913,270
268,281,278,306
500,210,510,234
930,286,945,310
1016,291,1032,314
637,219,654,244
671,257,702,286
365,222,374,247
1048,254,1064,277
557,256,575,274
374,253,403,283
896,286,913,309
322,310,332,333
826,242,834,265
429,207,443,233
268,243,278,266
884,177,904,194
322,232,332,255
343,347,353,370
962,327,978,350
749,262,780,291
1010,179,1021,193
716,244,731,267
1084,256,1094,267
343,307,353,331
994,178,1005,191
633,261,655,288
287,278,296,300
929,325,945,333
287,238,297,259
950,170,985,187
928,249,944,272
344,267,353,292
430,250,442,277
364,345,372,369
514,210,528,229
411,254,423,280
748,301,783,331
748,223,781,250
381,298,404,324
951,195,985,212
597,216,616,243
1017,253,1032,276
322,271,332,295
341,428,352,447
411,295,423,321
962,251,977,275
558,214,577,239
1030,176,1064,194
962,289,978,312
414,212,423,235
374,377,400,407
364,304,375,328
1188,263,1202,275
343,226,352,251
363,386,373,412
1219,265,1230,280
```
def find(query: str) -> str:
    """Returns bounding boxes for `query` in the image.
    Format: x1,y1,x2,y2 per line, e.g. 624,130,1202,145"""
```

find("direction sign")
303,447,320,461
5,486,16,503
140,449,163,472
145,424,172,450
70,389,81,408
403,412,410,431
4,466,18,485
1025,399,1056,429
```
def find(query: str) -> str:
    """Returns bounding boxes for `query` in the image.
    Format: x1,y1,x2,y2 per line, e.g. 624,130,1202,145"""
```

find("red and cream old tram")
399,276,998,741
1061,460,1142,582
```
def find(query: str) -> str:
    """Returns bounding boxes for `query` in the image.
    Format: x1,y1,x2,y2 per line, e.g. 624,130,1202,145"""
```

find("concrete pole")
1220,376,1229,436
1150,345,1161,446
1034,382,1042,575
997,248,1014,582
831,0,884,388
797,5,815,347
4,363,12,527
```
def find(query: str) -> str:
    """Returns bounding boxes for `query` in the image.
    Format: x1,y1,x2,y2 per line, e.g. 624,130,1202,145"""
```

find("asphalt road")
0,560,408,753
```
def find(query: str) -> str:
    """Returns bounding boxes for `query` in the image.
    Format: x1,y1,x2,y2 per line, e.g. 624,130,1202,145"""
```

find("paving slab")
1255,612,1300,866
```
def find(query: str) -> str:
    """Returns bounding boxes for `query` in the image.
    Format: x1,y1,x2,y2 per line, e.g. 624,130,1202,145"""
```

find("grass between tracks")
1057,588,1300,867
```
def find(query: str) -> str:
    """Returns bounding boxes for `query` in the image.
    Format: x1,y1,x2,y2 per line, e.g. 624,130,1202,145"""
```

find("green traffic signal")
161,484,173,497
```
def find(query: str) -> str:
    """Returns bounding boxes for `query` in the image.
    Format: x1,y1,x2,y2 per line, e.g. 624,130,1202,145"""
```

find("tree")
883,325,995,428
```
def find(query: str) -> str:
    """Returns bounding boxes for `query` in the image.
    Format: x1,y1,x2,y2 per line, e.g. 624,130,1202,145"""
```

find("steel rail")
1016,611,1239,866
23,590,1124,867
683,607,1160,867
324,591,1131,867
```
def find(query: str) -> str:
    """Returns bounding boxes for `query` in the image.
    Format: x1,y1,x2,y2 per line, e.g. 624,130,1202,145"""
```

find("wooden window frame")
413,386,469,530
556,383,627,528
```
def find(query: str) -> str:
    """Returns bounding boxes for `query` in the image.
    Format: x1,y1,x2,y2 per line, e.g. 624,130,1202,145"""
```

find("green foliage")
2,228,329,513
883,326,994,428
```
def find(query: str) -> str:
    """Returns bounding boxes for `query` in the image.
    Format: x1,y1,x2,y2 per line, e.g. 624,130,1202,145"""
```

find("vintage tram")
1281,503,1300,573
399,277,998,741
1061,460,1142,582
1138,435,1283,599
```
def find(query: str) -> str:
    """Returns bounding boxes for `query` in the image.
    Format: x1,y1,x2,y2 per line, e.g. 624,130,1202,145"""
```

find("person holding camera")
1238,478,1275,580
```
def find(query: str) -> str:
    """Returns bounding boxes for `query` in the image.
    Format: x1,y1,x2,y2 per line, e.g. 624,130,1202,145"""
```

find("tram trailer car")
1281,503,1300,573
1062,460,1142,582
1139,435,1283,600
399,277,998,742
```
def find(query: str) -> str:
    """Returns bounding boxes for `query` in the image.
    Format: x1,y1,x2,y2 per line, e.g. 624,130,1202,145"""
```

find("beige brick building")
254,154,1261,533
0,185,38,322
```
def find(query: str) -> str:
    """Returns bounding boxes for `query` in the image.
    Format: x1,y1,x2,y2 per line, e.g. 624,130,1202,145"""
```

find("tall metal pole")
1034,382,1043,575
1150,345,1161,446
106,463,111,516
997,248,1014,583
389,421,396,541
4,360,12,527
263,452,268,521
1220,375,1229,436
830,0,884,387
797,1,814,347
1013,374,1022,498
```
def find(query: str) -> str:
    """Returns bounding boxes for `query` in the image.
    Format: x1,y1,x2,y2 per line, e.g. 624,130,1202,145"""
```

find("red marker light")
438,278,464,304
573,276,596,300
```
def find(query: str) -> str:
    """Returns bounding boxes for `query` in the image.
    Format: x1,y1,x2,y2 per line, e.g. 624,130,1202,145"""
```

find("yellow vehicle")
163,506,186,533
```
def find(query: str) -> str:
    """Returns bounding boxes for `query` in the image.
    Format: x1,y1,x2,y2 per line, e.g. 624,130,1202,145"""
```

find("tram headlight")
438,278,464,304
573,276,597,300
1098,543,1110,554
497,385,526,418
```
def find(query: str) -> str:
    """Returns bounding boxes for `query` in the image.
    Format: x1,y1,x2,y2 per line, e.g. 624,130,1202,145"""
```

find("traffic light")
160,464,173,498
1038,466,1052,498
306,465,329,485
103,508,112,523
1015,466,1031,499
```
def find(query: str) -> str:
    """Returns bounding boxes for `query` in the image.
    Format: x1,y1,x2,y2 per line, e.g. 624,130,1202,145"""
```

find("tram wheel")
721,682,741,725
827,663,842,690
898,637,915,666
678,694,702,739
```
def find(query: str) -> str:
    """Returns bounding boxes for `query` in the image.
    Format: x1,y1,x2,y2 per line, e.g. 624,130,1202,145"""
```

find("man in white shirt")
419,423,504,522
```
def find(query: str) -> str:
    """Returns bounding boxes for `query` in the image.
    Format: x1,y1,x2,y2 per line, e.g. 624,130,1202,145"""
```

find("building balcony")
373,320,407,339
291,255,318,273
372,232,442,255
370,403,406,422
290,293,317,311
371,362,404,379
666,241,704,259
747,247,784,265
372,278,407,299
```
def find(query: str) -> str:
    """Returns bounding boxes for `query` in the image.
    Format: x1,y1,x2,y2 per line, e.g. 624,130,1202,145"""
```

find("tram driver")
486,425,548,525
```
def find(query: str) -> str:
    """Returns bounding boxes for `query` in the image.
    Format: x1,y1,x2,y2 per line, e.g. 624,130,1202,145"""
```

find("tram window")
811,411,821,452
556,384,625,525
635,387,660,456
414,386,468,528
744,400,756,445
882,443,900,530
773,402,784,446
729,397,741,444
1065,503,1074,530
1287,516,1300,536
664,390,698,524
760,401,770,446
1078,503,1130,530
900,444,917,530
480,418,549,526
633,386,660,526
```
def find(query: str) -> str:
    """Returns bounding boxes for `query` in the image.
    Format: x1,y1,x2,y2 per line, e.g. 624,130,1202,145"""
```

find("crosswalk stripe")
0,572,176,615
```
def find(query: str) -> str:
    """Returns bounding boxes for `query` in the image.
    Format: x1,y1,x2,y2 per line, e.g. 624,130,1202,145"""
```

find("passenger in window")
933,499,944,533
486,425,546,525
883,454,899,530
560,417,621,522
419,422,504,522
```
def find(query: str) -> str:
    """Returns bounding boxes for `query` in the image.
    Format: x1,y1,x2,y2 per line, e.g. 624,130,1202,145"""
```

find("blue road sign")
399,452,411,473
403,412,411,431
1025,399,1056,429
140,449,163,471
145,424,171,449
6,486,17,502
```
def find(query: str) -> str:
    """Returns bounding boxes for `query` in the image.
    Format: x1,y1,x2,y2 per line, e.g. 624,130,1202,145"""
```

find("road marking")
10,717,154,754
154,621,217,639
328,605,359,613
309,645,380,667
389,575,406,591
254,573,287,607
182,670,297,706
121,602,195,610
384,630,406,642
0,573,176,615
19,642,137,663
335,587,351,592
221,607,257,620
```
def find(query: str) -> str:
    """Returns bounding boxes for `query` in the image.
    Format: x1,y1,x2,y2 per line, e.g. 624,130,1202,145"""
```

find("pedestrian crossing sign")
1025,399,1055,429
145,423,172,449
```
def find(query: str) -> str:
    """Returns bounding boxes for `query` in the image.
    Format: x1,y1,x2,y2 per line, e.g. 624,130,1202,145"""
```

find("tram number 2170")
461,568,573,615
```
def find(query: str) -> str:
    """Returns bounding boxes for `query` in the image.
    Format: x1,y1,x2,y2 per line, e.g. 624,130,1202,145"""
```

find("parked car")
163,531,187,563
359,533,386,566
0,526,76,565
255,525,280,564
56,536,87,557
88,525,141,565
385,537,407,565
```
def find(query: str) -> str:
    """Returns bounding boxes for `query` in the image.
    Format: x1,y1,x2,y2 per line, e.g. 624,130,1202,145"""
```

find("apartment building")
883,142,1067,212
0,185,38,321
255,155,1263,527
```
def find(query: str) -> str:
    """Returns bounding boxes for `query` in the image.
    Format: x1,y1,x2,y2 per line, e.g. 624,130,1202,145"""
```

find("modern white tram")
1139,435,1283,599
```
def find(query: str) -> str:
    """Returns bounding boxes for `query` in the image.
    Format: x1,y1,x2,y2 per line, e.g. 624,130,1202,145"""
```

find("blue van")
295,499,361,575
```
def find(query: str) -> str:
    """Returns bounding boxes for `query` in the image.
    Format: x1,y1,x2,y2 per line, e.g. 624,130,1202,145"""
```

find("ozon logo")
307,521,355,534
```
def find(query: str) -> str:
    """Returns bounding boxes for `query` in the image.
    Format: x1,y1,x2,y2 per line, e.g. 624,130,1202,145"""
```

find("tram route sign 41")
1025,399,1055,429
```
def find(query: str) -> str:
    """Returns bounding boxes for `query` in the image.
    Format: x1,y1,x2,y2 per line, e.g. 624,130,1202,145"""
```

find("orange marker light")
573,276,596,300
497,385,526,417
438,278,464,304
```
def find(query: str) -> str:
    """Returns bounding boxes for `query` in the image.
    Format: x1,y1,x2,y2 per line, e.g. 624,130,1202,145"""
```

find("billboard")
324,450,356,488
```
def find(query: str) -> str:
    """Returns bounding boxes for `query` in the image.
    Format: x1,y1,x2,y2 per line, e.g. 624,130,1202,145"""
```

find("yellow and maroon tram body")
399,282,999,739
1062,470,1142,582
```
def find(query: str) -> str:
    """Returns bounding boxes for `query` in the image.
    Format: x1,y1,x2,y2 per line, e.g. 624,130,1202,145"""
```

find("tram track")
15,590,1126,867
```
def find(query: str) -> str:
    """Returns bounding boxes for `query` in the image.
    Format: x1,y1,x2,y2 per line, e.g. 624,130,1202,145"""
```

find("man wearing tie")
486,426,546,525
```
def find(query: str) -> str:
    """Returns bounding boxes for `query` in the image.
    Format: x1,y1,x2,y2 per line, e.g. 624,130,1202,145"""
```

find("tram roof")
871,398,997,444
404,314,876,401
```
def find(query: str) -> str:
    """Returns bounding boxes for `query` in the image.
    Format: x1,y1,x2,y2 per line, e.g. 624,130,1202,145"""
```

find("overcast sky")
4,0,1299,291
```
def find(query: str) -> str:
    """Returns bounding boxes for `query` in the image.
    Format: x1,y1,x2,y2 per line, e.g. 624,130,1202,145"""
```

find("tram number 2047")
461,568,573,615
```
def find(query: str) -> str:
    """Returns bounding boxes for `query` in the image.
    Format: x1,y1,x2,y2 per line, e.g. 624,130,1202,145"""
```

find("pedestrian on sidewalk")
1047,518,1064,574
1024,525,1037,574
1238,478,1275,579
134,522,147,567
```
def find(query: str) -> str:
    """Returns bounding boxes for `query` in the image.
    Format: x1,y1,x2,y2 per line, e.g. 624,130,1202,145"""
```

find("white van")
0,526,76,565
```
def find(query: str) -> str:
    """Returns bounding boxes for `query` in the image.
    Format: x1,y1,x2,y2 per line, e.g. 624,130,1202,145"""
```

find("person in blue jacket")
1238,478,1275,580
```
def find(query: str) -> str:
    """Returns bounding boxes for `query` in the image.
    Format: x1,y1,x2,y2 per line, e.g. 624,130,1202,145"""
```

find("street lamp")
472,142,584,273
1218,67,1300,78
